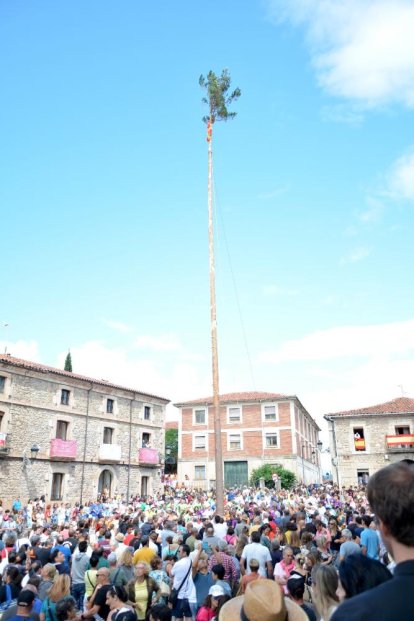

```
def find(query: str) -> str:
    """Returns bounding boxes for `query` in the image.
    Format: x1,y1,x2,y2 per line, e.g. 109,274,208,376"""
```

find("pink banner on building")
50,438,77,459
138,447,158,464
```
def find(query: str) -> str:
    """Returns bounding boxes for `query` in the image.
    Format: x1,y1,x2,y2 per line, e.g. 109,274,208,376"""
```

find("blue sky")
2,0,414,432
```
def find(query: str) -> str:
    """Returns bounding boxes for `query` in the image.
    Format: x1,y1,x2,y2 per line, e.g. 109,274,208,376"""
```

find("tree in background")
199,69,241,516
64,351,73,372
165,428,178,474
250,463,296,490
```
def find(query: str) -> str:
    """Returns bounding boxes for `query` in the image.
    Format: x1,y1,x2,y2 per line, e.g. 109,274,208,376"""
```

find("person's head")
16,590,36,613
135,561,150,579
89,554,100,569
341,528,352,541
367,461,414,555
56,596,77,621
149,604,172,621
78,541,88,553
41,563,57,582
283,546,294,564
361,515,372,528
96,567,111,586
150,556,163,571
337,555,392,601
179,544,190,558
165,535,174,545
50,549,65,565
249,559,260,574
107,553,117,567
315,535,327,549
207,584,225,609
287,575,306,602
106,585,128,609
311,565,339,620
251,531,261,543
49,574,71,602
141,536,149,547
6,566,22,587
211,564,225,581
119,548,134,567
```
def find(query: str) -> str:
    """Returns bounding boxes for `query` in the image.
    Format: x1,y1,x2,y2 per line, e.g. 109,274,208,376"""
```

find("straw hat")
218,580,307,621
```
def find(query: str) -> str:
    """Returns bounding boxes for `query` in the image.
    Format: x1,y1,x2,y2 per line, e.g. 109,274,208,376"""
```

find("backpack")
0,584,17,617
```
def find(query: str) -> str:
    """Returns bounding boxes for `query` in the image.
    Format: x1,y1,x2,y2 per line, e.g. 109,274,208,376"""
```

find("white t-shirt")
172,557,196,602
213,522,227,540
241,542,271,577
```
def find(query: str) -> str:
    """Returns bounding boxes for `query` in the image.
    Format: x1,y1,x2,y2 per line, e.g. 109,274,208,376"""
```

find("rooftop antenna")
397,384,406,397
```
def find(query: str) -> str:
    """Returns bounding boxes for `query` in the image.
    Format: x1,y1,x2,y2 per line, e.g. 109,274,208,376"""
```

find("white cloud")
268,0,414,109
340,246,371,265
358,196,384,223
134,334,183,352
0,340,39,360
262,284,299,297
258,318,414,363
387,150,414,200
102,319,134,333
55,341,210,421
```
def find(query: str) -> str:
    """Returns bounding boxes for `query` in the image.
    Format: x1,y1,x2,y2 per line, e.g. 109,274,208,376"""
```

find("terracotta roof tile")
174,391,288,407
327,396,414,417
0,354,169,403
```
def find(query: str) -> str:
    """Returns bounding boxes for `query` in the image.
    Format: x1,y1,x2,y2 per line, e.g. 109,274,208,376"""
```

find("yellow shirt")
134,581,149,621
133,547,156,565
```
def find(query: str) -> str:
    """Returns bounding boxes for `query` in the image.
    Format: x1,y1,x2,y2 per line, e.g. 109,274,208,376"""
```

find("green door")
224,461,248,488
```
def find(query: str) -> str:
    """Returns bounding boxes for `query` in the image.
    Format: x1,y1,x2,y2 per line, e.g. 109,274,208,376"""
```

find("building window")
194,465,206,480
56,420,68,441
103,427,113,444
228,433,242,450
228,406,241,423
357,470,369,485
0,377,5,393
263,404,277,421
0,412,4,431
106,399,114,414
265,432,278,448
51,473,64,501
194,409,206,425
142,432,151,447
61,389,70,406
353,427,366,451
144,406,151,420
194,434,206,450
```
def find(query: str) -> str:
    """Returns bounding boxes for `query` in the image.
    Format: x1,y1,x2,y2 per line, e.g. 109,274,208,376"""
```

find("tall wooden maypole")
199,70,241,516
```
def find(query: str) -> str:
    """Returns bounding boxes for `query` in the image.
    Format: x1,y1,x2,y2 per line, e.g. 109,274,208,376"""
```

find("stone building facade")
174,392,321,487
325,396,414,487
0,354,169,505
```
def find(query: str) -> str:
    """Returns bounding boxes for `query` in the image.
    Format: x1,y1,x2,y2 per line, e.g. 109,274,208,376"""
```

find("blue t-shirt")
361,528,379,559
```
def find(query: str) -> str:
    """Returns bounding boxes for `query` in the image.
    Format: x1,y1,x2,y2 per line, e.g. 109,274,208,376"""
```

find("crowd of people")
0,460,412,621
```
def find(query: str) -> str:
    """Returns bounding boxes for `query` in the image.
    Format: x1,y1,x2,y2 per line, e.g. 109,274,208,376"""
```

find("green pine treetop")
64,351,72,372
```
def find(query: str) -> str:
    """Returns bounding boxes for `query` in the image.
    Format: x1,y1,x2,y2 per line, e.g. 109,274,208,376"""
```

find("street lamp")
22,444,40,469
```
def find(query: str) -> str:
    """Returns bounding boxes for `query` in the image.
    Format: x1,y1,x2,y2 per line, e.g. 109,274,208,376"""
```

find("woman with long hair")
195,586,225,621
118,548,135,583
311,564,339,621
0,566,22,603
40,574,71,621
126,561,160,621
149,557,170,605
315,535,333,565
337,554,392,602
328,517,342,559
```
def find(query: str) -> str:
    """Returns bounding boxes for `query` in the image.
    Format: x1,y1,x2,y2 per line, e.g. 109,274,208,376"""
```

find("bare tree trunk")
207,128,224,516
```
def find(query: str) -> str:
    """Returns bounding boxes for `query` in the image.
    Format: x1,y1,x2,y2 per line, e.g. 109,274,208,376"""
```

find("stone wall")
0,362,167,505
328,413,414,486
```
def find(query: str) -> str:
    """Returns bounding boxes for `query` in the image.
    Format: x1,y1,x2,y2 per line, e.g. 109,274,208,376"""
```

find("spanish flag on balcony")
354,438,366,450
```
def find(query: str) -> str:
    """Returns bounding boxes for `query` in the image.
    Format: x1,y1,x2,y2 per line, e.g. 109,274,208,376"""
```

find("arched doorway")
98,469,112,499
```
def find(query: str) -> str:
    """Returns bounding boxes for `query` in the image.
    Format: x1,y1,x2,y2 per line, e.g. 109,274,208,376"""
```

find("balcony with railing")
138,447,159,466
50,438,77,460
0,432,10,457
386,434,414,452
98,444,122,462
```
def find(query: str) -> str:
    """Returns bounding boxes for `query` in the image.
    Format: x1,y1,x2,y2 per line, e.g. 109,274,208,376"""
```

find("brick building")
325,396,414,486
174,392,321,487
0,354,169,505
